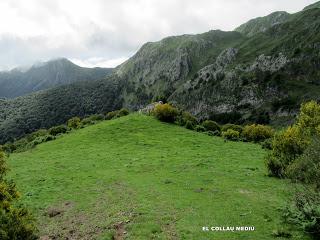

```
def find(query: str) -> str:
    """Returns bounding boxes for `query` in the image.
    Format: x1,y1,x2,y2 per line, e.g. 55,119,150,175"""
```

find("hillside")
1,3,320,144
0,58,113,98
7,114,308,239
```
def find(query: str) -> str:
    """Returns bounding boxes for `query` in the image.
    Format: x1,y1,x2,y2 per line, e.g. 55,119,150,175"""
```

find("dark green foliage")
221,124,243,133
117,108,130,117
0,151,38,239
49,125,68,136
105,110,119,120
260,138,273,150
185,121,195,130
222,129,240,141
286,137,320,189
283,187,320,238
202,120,220,132
89,114,105,121
176,111,198,127
195,125,206,132
205,130,221,137
209,112,242,125
67,117,81,129
153,104,179,123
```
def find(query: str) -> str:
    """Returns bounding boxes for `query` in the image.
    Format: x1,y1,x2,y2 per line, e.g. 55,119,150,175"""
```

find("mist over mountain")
0,58,113,98
1,1,320,143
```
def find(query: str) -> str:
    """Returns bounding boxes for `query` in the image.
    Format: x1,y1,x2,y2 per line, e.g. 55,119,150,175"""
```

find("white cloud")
0,0,317,70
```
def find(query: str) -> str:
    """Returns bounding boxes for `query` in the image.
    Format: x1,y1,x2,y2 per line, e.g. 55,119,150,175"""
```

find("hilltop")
8,114,308,239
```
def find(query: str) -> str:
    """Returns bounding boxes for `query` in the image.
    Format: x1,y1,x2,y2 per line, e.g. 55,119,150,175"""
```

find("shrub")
283,187,320,238
185,120,195,130
296,100,320,135
67,117,81,129
221,124,243,133
206,130,220,137
153,103,178,123
242,124,274,142
89,114,105,121
266,126,308,177
0,150,38,239
202,120,220,132
49,125,68,136
260,138,273,150
117,108,130,117
105,110,119,120
286,137,320,188
195,125,206,132
176,111,198,126
222,129,240,141
81,117,94,126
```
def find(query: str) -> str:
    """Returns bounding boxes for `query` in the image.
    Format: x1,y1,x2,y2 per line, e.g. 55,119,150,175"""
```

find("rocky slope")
0,58,112,98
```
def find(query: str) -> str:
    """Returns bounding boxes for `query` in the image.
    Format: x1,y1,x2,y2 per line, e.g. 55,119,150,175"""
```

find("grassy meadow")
8,114,308,239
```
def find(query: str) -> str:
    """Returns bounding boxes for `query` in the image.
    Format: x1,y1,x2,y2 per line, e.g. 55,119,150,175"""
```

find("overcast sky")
0,0,317,70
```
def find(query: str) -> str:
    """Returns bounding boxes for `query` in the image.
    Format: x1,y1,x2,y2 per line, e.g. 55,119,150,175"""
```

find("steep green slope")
8,115,308,239
0,58,113,98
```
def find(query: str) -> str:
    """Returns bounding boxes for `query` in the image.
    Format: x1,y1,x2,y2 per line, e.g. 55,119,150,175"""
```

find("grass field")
8,114,308,239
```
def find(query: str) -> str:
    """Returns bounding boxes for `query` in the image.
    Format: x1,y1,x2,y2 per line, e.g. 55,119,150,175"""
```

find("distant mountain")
1,2,320,144
0,58,113,98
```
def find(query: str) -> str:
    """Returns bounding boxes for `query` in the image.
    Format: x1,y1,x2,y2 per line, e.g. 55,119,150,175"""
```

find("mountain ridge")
0,58,113,98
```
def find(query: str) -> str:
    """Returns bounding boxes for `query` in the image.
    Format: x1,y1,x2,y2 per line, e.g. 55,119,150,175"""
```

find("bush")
0,150,38,239
67,117,81,129
89,114,105,121
242,124,274,142
286,137,320,188
105,110,119,120
195,125,206,132
117,108,130,117
185,120,195,130
205,130,220,137
153,103,178,123
266,126,308,177
202,120,220,132
49,125,68,136
176,111,198,127
296,100,320,135
222,129,240,141
283,187,320,238
221,124,243,133
81,117,94,126
260,138,273,150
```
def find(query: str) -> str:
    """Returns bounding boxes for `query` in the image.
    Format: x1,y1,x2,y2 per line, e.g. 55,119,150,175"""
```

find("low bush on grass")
105,108,129,120
153,103,178,123
222,129,240,141
49,125,68,136
242,124,274,142
67,117,81,129
0,150,38,239
202,120,220,132
195,125,206,132
221,124,243,134
176,111,198,127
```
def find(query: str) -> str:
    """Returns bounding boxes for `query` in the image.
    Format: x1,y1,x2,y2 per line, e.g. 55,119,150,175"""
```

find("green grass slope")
8,115,308,239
